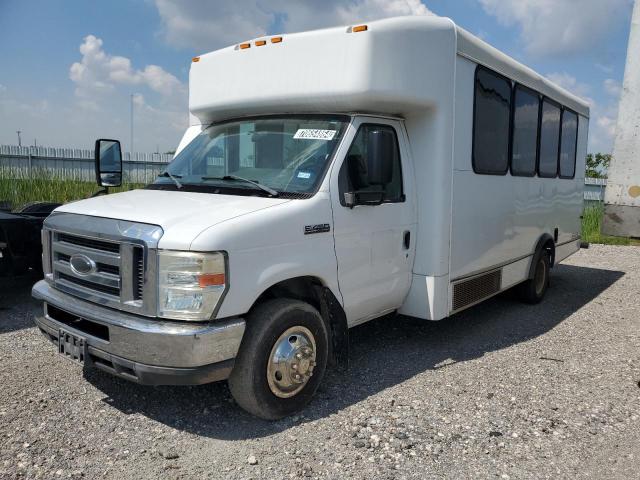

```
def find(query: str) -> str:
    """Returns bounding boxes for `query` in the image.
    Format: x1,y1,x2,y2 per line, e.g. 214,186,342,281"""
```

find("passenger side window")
511,86,540,176
559,109,578,179
339,124,403,206
538,100,561,178
473,67,512,175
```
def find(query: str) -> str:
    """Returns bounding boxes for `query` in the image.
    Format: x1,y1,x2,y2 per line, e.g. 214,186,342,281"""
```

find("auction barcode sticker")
293,129,336,140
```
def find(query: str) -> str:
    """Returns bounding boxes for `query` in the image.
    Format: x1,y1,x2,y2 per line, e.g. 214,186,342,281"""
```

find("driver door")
330,118,417,325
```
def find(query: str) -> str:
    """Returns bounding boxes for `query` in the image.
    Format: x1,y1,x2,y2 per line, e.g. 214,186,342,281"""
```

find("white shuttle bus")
33,16,589,419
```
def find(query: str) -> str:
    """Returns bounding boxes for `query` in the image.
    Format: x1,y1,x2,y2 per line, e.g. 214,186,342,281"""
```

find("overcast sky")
0,0,634,153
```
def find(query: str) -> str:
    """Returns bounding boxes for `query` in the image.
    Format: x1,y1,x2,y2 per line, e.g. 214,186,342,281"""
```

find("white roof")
189,16,589,124
455,27,589,117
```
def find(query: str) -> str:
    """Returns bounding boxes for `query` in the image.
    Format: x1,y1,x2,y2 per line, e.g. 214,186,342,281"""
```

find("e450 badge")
304,224,331,235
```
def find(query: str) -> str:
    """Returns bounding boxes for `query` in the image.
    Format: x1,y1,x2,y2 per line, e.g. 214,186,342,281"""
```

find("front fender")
215,241,342,319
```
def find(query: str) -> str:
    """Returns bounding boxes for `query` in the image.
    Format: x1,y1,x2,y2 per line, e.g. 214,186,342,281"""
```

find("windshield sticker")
297,171,312,179
293,129,336,141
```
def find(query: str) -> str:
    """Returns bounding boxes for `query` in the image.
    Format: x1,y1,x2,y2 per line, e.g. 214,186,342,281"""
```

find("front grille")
43,213,162,317
52,232,122,302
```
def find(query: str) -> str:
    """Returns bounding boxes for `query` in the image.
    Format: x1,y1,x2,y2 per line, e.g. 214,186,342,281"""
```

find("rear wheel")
228,299,328,420
517,251,550,304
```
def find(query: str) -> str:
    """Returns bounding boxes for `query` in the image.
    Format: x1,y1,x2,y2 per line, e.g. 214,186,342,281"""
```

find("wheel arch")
250,276,349,369
528,233,556,280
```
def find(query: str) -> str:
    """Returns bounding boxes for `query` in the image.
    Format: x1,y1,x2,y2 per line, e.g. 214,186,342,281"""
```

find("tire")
228,298,329,420
517,250,550,304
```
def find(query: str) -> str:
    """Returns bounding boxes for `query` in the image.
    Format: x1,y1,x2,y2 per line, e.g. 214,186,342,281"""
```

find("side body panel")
448,56,586,306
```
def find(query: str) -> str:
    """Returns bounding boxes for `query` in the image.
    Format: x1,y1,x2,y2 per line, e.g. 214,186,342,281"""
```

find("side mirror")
95,139,123,187
365,130,394,186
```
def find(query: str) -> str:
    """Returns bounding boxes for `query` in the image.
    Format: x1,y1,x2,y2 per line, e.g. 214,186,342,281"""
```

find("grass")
581,203,633,246
0,167,142,210
1,168,637,246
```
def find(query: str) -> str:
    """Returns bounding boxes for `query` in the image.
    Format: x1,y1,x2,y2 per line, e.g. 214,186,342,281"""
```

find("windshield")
152,116,348,198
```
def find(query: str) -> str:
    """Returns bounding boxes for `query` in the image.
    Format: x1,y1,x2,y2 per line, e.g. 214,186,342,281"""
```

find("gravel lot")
1,244,639,479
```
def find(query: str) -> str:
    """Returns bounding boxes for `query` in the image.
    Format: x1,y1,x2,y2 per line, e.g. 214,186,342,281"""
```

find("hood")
55,189,290,249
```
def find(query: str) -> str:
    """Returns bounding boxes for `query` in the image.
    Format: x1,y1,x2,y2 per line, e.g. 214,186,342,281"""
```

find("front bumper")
32,280,245,385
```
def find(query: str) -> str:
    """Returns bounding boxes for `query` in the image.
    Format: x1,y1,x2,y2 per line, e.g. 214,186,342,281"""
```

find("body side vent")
452,269,502,312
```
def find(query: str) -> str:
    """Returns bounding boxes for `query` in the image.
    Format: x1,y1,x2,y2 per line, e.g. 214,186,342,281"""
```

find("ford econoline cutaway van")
33,16,589,419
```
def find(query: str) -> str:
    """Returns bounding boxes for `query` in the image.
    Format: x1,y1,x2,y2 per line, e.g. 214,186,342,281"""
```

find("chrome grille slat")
58,272,120,297
54,241,120,266
54,261,121,289
58,233,120,253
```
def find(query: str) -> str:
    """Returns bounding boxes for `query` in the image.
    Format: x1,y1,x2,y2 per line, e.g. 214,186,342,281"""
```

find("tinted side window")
511,86,539,176
339,124,403,205
538,100,561,177
559,110,578,178
473,67,512,175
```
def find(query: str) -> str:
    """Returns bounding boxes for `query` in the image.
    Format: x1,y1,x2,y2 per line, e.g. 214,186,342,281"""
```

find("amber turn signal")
198,273,226,288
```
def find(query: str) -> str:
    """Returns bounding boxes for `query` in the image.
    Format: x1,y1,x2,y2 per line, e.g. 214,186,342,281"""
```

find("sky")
0,0,634,154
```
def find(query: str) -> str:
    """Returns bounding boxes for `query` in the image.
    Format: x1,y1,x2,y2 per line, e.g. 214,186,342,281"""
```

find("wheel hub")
267,326,316,398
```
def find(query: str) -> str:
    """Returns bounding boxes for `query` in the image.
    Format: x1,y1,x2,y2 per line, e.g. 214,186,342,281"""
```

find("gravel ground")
1,244,639,479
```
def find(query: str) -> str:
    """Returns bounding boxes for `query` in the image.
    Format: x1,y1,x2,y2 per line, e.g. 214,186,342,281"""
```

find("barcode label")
293,129,336,140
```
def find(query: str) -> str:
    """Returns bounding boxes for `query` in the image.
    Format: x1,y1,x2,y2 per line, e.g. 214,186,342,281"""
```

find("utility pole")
130,94,134,156
603,0,640,237
16,130,21,147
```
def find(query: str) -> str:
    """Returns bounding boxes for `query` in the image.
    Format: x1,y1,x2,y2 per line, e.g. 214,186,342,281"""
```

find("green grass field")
0,168,141,208
581,203,633,246
0,169,636,246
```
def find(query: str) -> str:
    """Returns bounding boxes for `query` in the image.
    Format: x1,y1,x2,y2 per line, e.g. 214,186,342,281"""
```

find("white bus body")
33,16,589,418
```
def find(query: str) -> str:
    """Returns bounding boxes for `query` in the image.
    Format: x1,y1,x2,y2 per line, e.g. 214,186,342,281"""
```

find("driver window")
338,124,403,206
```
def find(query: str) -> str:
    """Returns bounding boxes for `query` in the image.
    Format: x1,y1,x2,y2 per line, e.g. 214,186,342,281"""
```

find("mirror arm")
90,186,109,198
344,190,385,208
344,192,356,209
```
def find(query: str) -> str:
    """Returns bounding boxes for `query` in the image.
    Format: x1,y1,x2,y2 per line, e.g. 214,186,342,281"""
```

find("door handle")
403,231,411,250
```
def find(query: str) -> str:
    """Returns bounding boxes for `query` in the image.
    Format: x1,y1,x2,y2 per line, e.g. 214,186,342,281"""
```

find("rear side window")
559,110,578,178
538,100,561,178
511,86,539,176
473,67,512,175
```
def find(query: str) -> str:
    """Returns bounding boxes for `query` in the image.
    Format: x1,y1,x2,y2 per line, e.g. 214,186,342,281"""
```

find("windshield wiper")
157,171,183,189
201,175,279,197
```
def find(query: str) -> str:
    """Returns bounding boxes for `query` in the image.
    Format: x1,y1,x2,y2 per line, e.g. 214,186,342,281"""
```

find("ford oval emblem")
69,254,97,276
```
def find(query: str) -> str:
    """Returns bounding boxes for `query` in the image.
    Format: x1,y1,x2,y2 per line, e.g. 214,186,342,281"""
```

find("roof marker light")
239,43,251,50
192,56,200,62
255,40,267,46
352,25,368,33
271,36,283,44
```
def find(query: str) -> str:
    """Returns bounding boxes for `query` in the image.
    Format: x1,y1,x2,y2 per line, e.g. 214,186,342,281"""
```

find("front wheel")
228,299,329,420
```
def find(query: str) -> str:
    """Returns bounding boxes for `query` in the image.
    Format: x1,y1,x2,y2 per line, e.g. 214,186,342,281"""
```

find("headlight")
157,251,227,321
